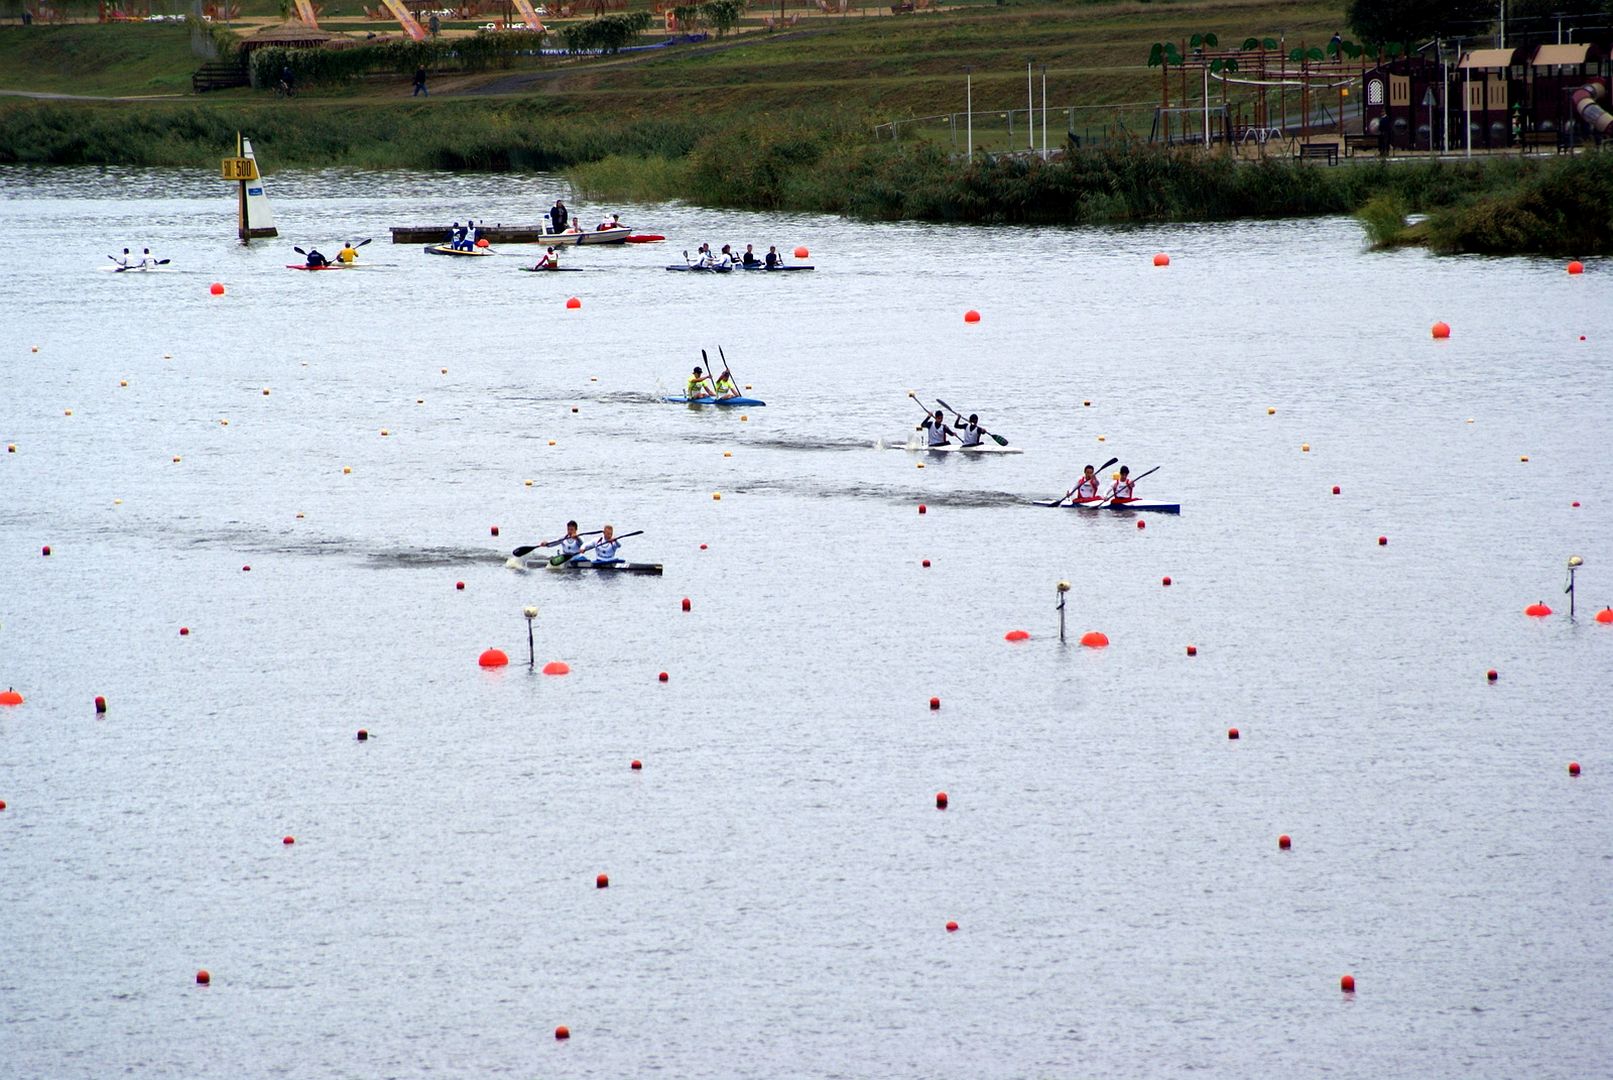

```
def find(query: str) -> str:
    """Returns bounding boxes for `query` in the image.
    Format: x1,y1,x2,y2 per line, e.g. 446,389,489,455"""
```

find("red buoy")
476,237,489,248
1524,601,1552,617
209,282,224,296
699,543,708,550
596,873,609,889
94,695,106,714
630,759,642,770
918,504,927,514
566,297,581,309
1340,974,1355,993
357,729,368,741
1596,607,1613,624
1572,501,1581,507
1004,629,1029,642
41,545,50,556
1152,252,1170,267
478,648,509,668
681,597,691,612
490,525,500,537
179,626,190,636
1186,645,1197,656
1332,485,1341,495
542,661,570,675
1567,260,1585,274
1227,727,1239,739
1079,631,1109,648
945,921,959,932
0,690,23,706
196,969,211,985
241,565,251,572
794,246,809,259
1136,520,1146,530
1161,576,1172,586
1568,761,1581,776
554,1026,570,1040
1487,668,1498,682
929,696,940,710
1431,321,1451,339
455,581,465,591
1377,535,1387,546
282,836,295,845
1278,834,1292,850
0,799,6,810
921,559,931,567
963,309,981,323
935,791,948,809
658,671,668,682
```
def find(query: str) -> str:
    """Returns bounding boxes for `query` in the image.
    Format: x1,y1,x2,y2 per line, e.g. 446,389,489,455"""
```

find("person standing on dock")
413,66,428,97
548,200,569,234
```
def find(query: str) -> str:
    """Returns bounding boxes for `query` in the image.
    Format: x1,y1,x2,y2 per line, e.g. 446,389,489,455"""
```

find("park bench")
1344,134,1381,157
890,1,914,12
1295,142,1338,165
1520,130,1561,154
191,62,250,93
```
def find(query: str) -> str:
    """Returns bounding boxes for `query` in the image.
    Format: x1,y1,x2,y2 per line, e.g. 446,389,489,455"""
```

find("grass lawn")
0,23,201,96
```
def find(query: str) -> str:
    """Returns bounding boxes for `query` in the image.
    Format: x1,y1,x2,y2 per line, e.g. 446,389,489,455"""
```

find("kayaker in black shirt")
305,248,329,267
741,244,761,267
764,245,783,269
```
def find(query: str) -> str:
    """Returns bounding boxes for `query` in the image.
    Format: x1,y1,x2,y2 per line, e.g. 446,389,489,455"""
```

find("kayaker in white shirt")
917,409,953,446
558,520,585,559
114,247,133,269
1072,465,1102,501
592,524,622,564
1108,465,1136,503
139,247,157,268
958,414,987,447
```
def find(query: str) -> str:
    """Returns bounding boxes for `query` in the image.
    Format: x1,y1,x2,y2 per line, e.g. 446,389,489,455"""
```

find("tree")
1346,0,1496,45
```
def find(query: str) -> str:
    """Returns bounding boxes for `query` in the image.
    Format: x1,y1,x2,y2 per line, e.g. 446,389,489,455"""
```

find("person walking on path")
413,66,428,97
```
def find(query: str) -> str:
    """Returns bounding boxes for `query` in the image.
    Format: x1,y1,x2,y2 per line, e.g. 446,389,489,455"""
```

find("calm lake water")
1,165,1610,1079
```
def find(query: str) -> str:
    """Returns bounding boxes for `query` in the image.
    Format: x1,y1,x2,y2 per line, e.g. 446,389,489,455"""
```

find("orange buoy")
1595,607,1613,624
963,309,981,323
209,283,224,296
1079,631,1109,648
945,921,959,932
630,759,642,770
476,237,489,248
1152,252,1170,266
1340,974,1355,993
1186,645,1197,656
596,873,609,889
478,648,509,668
1567,260,1584,274
542,661,570,675
935,791,948,808
196,969,211,985
1568,761,1581,776
1524,601,1552,617
554,1026,570,1040
658,671,668,682
0,689,23,706
1227,727,1239,739
1487,668,1498,681
282,836,295,845
1278,834,1292,850
1431,321,1451,339
565,297,581,309
1004,629,1030,642
794,246,809,259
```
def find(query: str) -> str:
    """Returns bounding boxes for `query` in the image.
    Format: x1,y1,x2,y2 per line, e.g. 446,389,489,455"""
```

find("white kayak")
1035,497,1181,514
100,265,177,273
895,436,1022,454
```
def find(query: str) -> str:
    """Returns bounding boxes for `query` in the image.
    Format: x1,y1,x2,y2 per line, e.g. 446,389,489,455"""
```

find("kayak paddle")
550,530,643,566
511,530,601,558
1050,456,1119,507
935,397,1009,446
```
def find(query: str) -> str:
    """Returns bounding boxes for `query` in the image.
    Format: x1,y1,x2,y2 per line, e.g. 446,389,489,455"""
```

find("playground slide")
379,0,426,41
510,0,544,31
1570,78,1613,136
293,0,317,26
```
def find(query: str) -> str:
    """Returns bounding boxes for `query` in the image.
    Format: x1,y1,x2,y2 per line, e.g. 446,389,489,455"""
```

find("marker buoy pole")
1566,556,1582,618
1056,580,1069,642
524,606,538,668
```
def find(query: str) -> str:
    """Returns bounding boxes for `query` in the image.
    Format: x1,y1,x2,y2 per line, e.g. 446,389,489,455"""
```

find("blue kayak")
664,395,766,406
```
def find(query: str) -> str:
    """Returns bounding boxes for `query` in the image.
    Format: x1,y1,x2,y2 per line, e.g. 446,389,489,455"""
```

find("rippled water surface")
1,165,1611,1079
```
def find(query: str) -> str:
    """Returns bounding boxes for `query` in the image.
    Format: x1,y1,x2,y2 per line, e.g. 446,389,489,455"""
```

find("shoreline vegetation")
1,12,1609,256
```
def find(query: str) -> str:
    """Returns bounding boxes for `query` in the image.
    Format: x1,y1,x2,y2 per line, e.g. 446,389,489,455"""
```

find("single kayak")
666,264,733,273
1036,497,1181,514
664,395,766,407
424,244,497,257
518,266,587,272
626,234,665,243
546,560,664,576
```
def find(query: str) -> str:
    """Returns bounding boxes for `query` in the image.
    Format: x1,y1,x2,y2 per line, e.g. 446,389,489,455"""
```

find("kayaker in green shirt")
687,366,714,399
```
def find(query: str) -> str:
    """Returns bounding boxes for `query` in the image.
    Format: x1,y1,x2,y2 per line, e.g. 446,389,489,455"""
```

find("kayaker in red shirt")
1072,465,1102,501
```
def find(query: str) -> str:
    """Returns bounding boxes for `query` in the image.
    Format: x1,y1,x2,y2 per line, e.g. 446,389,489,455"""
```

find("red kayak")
286,263,346,271
625,234,665,244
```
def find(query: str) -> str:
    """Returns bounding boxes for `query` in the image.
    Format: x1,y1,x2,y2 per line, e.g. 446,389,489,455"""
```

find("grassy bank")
0,23,200,96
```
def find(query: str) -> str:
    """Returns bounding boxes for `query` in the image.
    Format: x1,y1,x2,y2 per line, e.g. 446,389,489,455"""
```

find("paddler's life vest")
960,423,983,447
1112,478,1135,499
1075,475,1100,498
687,378,707,398
715,378,735,396
924,419,948,446
593,539,619,560
560,536,583,555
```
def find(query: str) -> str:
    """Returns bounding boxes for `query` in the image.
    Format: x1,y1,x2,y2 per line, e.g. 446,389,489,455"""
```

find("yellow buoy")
548,439,556,446
119,380,128,387
219,419,229,426
296,512,305,519
1267,407,1276,415
380,429,389,436
114,498,122,505
1520,455,1530,462
916,462,925,469
1097,435,1105,441
723,451,732,458
713,492,722,500
1301,443,1310,452
172,455,182,463
342,466,352,474
524,479,533,487
64,409,72,416
262,388,270,396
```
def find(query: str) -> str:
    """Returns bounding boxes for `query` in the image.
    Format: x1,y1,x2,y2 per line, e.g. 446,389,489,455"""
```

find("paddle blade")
294,246,307,255
357,238,373,247
991,433,1009,446
511,545,540,557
